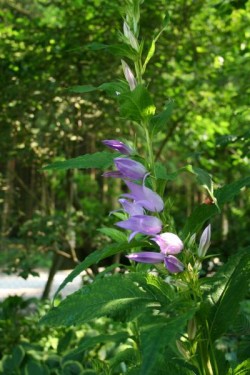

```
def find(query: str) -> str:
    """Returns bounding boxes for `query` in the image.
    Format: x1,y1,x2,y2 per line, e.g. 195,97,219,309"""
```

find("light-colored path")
0,269,83,300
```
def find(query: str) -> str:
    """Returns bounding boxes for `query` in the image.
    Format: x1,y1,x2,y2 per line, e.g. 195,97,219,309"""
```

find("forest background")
1,0,249,288
0,0,250,373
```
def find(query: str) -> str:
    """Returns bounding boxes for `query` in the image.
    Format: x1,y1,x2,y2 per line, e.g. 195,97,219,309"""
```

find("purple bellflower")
102,140,133,155
103,158,147,180
122,180,164,212
114,158,147,180
127,252,184,273
126,231,184,273
116,215,162,241
151,232,184,255
118,198,144,216
198,224,211,257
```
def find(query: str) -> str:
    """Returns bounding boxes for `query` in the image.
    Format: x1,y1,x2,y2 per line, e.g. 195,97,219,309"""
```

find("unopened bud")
187,318,197,340
197,224,211,258
176,340,190,360
123,21,139,51
121,60,137,91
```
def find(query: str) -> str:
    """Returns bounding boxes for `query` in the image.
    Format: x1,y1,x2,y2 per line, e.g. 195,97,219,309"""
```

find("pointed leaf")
149,101,174,134
52,241,145,300
65,332,129,359
119,84,156,123
70,85,97,93
40,274,157,327
207,249,250,341
142,39,156,72
139,311,196,375
97,227,128,242
183,176,250,236
42,151,118,171
70,81,129,97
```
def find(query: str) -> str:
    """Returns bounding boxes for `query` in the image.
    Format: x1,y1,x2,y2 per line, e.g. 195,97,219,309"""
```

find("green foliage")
149,101,174,135
41,273,157,326
183,176,250,236
202,248,250,341
52,240,145,300
43,152,118,171
118,84,156,123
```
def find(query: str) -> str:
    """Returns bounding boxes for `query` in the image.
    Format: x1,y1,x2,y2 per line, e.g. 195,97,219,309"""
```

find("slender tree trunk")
1,159,15,240
41,251,64,299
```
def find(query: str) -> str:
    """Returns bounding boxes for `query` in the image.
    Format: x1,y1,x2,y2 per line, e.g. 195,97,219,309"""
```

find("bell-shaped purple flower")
198,224,211,257
127,252,164,263
151,232,183,255
116,215,162,241
123,180,164,212
118,198,144,216
164,255,184,273
126,252,184,274
114,158,147,180
102,140,133,155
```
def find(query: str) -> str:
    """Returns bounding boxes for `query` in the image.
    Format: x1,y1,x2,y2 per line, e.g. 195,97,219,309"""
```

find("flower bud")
198,224,211,257
102,140,133,155
176,340,190,360
187,318,197,340
114,158,147,180
121,60,137,91
123,21,139,51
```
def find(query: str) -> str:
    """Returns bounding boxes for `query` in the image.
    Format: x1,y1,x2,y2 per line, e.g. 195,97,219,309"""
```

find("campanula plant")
41,1,250,374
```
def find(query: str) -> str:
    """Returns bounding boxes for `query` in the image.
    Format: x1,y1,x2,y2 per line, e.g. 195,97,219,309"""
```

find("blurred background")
0,0,249,299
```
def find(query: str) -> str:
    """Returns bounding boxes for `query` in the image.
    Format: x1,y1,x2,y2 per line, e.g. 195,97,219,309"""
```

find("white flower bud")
121,60,137,91
198,224,211,257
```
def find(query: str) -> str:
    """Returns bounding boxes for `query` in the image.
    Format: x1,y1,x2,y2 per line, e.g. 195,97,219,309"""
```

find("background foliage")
0,0,250,373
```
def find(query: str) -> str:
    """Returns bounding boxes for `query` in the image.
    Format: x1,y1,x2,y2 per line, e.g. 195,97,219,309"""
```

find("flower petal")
116,215,162,237
118,199,144,216
115,158,147,180
152,232,184,255
198,224,211,257
127,252,165,263
124,180,164,212
164,255,184,273
102,140,133,155
103,171,124,178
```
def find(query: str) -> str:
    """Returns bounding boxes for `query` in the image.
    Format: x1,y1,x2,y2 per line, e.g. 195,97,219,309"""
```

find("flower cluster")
102,139,185,273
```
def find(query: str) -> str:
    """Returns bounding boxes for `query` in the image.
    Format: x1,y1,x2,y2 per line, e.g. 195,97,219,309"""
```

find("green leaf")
109,348,138,369
187,165,213,195
97,227,128,242
62,360,84,375
201,248,250,341
40,274,157,327
86,42,108,50
162,12,170,29
42,151,118,171
149,101,174,134
98,81,129,96
182,176,250,237
70,81,129,97
65,332,128,359
52,241,145,300
108,44,137,60
142,39,156,73
12,345,25,367
119,84,156,123
70,85,97,93
86,42,137,60
25,360,49,375
139,311,196,375
227,359,250,375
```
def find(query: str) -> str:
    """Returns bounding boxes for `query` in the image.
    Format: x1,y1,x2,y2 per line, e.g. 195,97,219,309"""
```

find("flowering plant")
41,1,250,374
